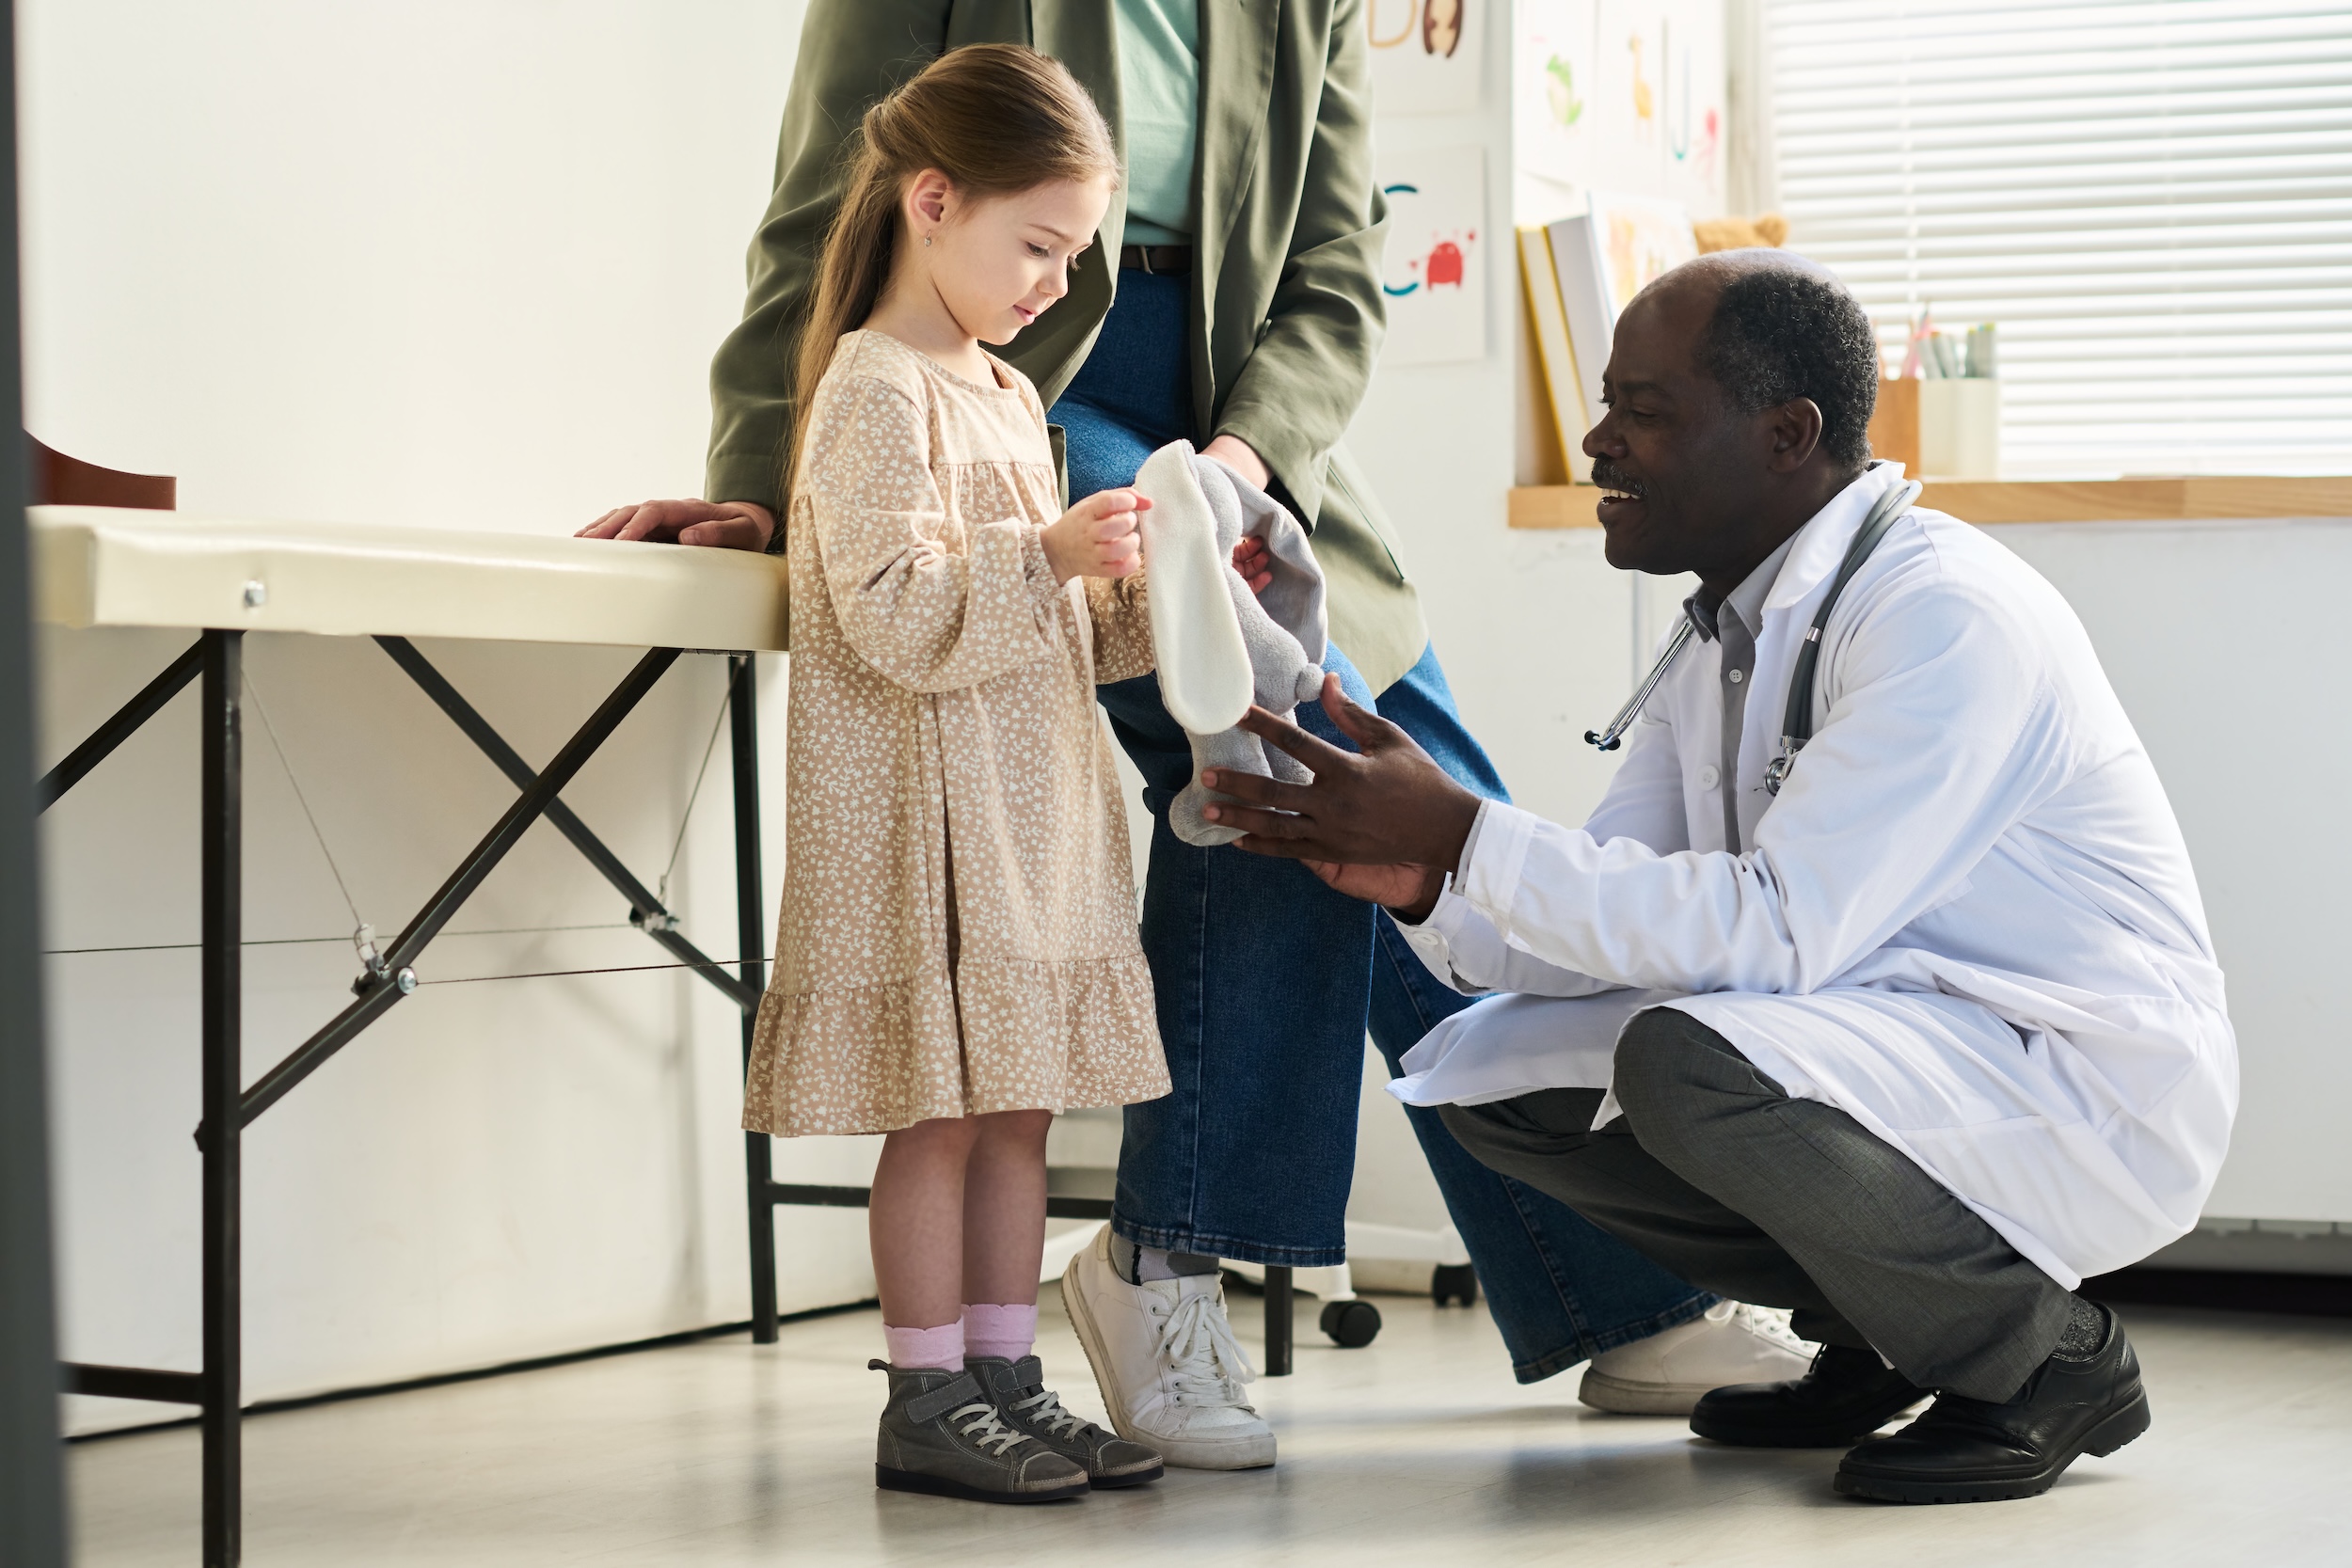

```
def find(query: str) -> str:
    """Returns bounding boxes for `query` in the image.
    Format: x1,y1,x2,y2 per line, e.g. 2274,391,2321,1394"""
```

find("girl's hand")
1231,536,1273,594
1042,488,1149,584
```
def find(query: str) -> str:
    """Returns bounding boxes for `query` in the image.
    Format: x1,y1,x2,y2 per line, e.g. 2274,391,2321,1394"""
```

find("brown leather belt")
1119,243,1192,275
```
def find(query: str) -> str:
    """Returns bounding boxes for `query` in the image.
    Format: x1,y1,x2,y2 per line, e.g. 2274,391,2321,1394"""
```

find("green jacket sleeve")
704,2,954,525
1210,0,1387,522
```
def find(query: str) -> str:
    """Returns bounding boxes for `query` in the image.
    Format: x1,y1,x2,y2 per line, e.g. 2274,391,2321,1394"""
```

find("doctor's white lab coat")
1391,464,2236,1290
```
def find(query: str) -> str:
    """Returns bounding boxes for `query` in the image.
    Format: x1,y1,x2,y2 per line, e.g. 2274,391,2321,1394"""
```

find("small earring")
922,233,932,246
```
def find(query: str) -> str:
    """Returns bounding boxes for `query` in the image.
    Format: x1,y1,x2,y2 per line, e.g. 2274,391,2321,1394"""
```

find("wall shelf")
1508,475,2352,531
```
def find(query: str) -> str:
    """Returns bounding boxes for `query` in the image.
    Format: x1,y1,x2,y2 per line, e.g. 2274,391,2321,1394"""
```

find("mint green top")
1116,0,1200,245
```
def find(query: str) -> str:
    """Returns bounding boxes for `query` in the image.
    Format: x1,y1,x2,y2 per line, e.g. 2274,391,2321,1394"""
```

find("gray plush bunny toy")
1133,439,1339,847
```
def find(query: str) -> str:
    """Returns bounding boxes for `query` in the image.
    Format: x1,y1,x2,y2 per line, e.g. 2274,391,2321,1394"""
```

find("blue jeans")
1052,271,1710,1380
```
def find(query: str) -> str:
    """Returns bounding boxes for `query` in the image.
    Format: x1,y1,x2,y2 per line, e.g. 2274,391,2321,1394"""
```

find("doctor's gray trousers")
1439,1007,2080,1402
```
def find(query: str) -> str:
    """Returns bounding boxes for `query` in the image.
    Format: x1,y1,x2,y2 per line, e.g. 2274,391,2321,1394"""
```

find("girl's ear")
905,168,956,237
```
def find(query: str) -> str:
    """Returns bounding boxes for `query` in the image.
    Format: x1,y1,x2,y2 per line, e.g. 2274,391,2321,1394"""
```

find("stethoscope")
1584,479,1924,797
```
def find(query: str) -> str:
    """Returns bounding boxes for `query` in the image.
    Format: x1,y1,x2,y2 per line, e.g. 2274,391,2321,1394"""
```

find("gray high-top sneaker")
967,1354,1165,1489
870,1360,1089,1503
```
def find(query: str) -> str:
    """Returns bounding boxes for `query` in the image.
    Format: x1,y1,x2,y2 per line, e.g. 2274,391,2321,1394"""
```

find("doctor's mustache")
1590,458,1647,499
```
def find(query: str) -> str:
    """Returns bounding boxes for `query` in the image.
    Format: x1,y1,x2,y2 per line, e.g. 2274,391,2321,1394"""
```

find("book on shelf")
1518,196,1697,488
1541,194,1699,451
1518,227,1590,483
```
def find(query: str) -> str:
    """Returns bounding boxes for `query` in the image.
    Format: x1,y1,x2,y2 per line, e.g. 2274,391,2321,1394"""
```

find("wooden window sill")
1507,476,2352,530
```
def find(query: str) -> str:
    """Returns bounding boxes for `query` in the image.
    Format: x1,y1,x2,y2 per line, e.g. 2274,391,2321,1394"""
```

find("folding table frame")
47,627,1296,1566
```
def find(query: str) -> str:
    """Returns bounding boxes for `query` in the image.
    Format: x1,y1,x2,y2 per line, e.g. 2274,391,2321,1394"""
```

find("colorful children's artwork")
1658,0,1725,214
1588,190,1697,311
1377,145,1488,366
1516,0,1597,189
1516,0,1724,219
1368,0,1484,117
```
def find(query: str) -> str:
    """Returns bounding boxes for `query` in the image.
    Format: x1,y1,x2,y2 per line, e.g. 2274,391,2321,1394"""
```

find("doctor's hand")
1299,860,1447,920
1201,674,1485,893
577,499,777,551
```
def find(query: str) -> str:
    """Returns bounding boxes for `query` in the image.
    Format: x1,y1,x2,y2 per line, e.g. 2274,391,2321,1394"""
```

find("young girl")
738,46,1168,1503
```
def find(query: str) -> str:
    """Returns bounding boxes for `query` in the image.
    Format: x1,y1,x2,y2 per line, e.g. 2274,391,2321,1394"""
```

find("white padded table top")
30,506,790,651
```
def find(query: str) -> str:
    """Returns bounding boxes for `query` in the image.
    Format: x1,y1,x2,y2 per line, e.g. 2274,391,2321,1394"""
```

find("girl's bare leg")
869,1116,982,1331
962,1108,1054,1307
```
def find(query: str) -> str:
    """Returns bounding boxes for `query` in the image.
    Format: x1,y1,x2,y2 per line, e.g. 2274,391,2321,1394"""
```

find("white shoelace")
1153,1289,1258,1406
1009,1386,1091,1441
947,1401,1031,1457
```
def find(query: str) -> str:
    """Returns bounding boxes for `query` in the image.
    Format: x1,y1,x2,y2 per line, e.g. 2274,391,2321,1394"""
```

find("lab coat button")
1698,766,1721,790
1727,668,1745,685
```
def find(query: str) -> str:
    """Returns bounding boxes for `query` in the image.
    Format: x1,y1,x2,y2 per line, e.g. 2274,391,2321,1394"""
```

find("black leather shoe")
1835,1307,2150,1503
1691,1343,1930,1448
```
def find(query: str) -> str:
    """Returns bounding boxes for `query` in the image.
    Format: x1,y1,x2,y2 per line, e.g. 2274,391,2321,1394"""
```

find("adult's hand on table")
1200,674,1484,917
577,499,776,551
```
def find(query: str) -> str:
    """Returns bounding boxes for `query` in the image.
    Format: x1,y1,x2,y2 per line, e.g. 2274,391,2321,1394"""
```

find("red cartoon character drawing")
1425,238,1467,288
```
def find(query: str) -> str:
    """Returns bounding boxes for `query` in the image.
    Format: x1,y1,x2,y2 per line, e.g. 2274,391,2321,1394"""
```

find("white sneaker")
1579,1301,1818,1416
1058,1227,1277,1469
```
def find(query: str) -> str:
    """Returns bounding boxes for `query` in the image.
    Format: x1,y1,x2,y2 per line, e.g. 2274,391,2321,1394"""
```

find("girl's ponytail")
787,44,1119,496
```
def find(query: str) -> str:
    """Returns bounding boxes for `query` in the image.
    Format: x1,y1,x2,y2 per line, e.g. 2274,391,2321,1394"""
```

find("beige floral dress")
742,330,1168,1136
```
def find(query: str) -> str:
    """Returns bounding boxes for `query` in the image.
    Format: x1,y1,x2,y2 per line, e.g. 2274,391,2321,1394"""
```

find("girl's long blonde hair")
788,44,1118,495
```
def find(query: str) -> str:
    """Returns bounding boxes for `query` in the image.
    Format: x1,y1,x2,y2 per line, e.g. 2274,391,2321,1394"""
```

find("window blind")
1766,0,2352,477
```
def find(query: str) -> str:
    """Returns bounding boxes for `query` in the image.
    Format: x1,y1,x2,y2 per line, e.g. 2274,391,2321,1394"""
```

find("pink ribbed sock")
961,1303,1039,1363
882,1319,965,1372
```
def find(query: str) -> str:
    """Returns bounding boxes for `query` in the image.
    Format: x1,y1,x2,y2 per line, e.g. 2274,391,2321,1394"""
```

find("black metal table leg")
370,638,754,1012
1263,1265,1293,1376
41,635,746,1561
35,637,202,812
225,648,682,1131
199,629,242,1566
729,654,778,1345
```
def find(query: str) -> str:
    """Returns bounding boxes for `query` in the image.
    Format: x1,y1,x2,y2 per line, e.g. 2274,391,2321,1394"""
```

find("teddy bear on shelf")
1132,440,1333,848
1692,213,1789,253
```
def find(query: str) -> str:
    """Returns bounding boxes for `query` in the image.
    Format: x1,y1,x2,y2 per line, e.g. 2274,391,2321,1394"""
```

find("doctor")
1197,252,2236,1504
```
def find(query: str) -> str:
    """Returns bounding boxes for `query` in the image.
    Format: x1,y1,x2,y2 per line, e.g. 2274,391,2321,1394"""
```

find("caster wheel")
1432,1263,1479,1307
1319,1298,1382,1348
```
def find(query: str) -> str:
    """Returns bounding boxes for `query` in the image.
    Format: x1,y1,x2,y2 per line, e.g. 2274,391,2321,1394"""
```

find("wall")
18,0,890,1435
1997,520,2352,1227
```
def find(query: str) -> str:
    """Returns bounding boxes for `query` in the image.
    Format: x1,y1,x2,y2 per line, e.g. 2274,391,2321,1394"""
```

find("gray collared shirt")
1682,535,1798,854
1451,537,1800,880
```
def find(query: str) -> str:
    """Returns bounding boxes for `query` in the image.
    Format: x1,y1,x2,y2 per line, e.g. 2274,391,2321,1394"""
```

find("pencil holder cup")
1919,378,2000,480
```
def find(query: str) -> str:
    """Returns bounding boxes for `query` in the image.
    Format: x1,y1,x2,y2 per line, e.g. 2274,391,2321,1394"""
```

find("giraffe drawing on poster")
1629,32,1655,136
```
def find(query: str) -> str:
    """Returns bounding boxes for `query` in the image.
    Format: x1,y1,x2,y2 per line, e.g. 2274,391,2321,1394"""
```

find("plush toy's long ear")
1135,439,1252,734
1216,467,1327,667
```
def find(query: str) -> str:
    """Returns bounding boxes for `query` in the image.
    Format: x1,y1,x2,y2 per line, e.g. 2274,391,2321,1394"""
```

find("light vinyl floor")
68,1292,2352,1566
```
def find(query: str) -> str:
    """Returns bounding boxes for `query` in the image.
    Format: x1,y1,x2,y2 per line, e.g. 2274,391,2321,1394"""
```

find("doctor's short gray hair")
1693,256,1882,469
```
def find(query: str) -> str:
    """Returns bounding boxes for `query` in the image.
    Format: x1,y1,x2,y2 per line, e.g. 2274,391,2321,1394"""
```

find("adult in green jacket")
588,1,1735,1465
